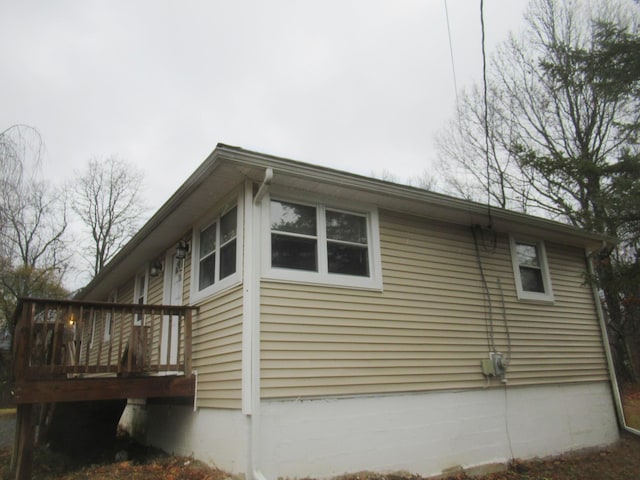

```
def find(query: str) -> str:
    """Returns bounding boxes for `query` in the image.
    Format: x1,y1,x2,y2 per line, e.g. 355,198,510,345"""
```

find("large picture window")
510,237,554,302
266,197,381,289
192,205,240,301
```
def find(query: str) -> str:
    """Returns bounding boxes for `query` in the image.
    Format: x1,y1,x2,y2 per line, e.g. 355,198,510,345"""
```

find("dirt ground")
0,410,639,480
621,383,640,430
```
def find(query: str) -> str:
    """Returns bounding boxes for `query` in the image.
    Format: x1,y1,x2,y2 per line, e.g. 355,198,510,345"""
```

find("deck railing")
13,298,196,381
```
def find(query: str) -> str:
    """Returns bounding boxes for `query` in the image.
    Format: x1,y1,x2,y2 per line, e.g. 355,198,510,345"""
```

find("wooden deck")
9,297,198,480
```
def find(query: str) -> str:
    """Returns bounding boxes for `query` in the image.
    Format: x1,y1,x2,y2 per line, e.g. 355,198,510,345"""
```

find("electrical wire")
503,383,515,460
471,225,496,353
479,0,493,227
444,0,459,105
497,276,512,364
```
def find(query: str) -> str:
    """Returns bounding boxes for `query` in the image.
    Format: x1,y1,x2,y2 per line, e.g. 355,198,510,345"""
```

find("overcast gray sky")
1,1,528,211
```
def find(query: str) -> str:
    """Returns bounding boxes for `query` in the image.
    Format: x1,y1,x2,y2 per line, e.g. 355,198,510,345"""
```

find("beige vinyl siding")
85,257,182,372
118,277,135,304
183,252,192,304
90,278,135,368
147,270,163,304
100,247,243,408
260,210,609,399
192,284,244,409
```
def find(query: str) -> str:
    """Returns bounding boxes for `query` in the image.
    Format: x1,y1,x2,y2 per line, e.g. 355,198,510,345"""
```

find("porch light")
176,240,190,260
150,261,164,277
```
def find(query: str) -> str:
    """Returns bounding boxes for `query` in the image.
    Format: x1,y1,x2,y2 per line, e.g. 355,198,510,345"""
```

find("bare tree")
1,125,43,247
436,0,640,382
437,0,639,223
435,85,536,211
72,156,146,278
0,125,69,329
370,168,439,191
407,170,439,191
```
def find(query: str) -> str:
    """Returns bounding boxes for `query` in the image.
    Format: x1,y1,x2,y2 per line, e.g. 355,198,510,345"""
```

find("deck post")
13,303,31,382
12,403,35,480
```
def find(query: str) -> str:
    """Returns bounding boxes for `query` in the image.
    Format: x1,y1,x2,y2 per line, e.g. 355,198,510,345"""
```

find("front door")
162,251,183,366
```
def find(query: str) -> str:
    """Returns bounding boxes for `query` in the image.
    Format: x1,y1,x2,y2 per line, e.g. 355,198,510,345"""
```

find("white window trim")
89,311,96,348
190,192,244,304
134,268,149,326
509,236,554,303
104,289,117,341
261,192,383,291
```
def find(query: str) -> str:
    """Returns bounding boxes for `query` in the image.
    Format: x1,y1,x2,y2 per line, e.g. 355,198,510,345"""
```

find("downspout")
243,170,273,480
254,168,273,204
587,250,640,436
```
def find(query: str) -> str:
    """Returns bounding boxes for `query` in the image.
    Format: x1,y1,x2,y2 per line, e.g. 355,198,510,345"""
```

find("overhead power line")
444,0,459,105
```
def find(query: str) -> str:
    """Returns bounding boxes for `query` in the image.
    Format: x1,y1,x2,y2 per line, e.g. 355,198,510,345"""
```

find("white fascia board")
216,145,617,251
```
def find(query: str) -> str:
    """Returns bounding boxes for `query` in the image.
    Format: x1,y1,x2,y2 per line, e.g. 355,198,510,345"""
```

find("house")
16,144,620,479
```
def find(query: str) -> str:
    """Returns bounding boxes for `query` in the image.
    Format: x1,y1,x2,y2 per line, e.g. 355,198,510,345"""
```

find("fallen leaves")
76,457,224,480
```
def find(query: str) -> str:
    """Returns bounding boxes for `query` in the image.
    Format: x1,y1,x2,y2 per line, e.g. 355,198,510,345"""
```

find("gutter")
217,144,616,251
81,143,615,299
587,251,640,436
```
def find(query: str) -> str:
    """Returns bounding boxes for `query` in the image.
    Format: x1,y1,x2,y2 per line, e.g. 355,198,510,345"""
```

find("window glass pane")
326,211,367,244
328,243,369,276
135,275,146,324
136,275,145,304
272,234,317,271
516,243,540,268
200,223,217,258
220,240,237,279
199,255,216,290
520,266,545,293
221,207,237,245
271,200,316,235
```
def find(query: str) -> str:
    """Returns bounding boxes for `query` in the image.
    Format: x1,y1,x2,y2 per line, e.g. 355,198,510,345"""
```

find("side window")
266,197,381,290
89,311,96,347
220,207,238,279
134,270,148,325
510,237,554,302
104,289,117,341
198,222,217,290
192,205,241,302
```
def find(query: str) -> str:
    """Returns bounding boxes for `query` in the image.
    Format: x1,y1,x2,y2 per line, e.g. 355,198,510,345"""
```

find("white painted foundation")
118,399,148,441
259,382,618,479
143,404,249,474
139,382,618,479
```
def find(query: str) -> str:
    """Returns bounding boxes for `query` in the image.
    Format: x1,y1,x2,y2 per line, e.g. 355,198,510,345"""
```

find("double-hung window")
192,205,240,301
271,201,318,271
510,237,554,302
325,210,370,277
267,198,381,289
